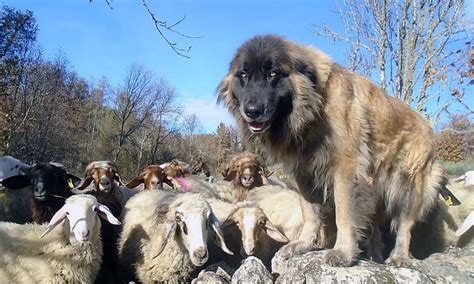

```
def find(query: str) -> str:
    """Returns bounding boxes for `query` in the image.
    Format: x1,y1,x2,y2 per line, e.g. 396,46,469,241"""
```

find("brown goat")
223,152,272,202
74,161,123,193
126,165,170,190
162,160,189,179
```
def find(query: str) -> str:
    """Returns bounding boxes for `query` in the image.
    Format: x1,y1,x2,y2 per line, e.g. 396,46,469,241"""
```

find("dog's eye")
239,71,248,78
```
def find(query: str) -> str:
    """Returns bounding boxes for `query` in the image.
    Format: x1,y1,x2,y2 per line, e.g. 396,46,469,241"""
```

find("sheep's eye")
66,212,69,215
239,71,248,78
175,215,182,222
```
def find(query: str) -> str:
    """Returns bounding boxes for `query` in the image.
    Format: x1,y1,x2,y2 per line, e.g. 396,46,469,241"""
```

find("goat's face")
29,164,73,201
144,166,164,190
239,162,261,188
92,168,115,193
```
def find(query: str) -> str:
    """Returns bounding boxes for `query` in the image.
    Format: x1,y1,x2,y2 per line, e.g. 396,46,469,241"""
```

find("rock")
192,262,235,284
231,257,273,284
410,246,474,283
272,251,430,283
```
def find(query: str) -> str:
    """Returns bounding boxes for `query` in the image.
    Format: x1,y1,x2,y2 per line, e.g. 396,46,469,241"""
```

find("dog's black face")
230,36,294,134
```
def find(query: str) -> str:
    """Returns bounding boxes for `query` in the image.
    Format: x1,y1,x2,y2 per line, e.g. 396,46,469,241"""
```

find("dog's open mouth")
248,121,269,133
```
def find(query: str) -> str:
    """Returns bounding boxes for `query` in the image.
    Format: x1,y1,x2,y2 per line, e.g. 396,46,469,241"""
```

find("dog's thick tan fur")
217,35,443,267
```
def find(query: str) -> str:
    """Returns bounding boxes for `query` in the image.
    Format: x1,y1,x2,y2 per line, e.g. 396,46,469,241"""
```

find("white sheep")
0,194,121,283
408,182,474,259
245,185,331,257
0,155,31,182
216,201,290,268
0,156,32,223
453,170,474,187
118,190,233,283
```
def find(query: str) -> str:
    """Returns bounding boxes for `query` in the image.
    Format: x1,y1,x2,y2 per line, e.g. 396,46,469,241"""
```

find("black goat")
1,163,80,224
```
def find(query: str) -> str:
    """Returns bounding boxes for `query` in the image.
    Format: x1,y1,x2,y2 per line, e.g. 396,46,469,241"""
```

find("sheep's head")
222,203,289,257
126,165,165,190
223,153,272,189
0,163,80,202
153,196,233,266
39,194,121,243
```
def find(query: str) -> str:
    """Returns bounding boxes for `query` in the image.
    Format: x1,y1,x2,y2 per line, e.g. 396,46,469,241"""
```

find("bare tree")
112,64,156,161
315,0,473,120
90,0,202,58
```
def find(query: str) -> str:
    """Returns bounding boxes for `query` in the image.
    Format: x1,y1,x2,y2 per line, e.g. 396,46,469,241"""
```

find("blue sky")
2,0,473,132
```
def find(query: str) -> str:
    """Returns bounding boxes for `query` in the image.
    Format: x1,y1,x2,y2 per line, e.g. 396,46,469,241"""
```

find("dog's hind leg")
386,213,416,267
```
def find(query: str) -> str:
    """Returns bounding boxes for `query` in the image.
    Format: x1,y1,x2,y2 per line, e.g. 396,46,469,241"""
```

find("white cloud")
180,94,236,133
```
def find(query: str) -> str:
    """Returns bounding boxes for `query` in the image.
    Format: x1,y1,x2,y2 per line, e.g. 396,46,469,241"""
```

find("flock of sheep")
0,154,472,283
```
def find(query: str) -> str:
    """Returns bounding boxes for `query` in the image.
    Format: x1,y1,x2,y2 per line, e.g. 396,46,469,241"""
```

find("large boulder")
272,247,474,283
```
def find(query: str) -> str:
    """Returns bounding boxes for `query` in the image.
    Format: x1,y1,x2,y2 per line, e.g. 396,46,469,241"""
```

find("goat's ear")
222,168,229,178
264,220,289,243
66,174,82,188
210,212,234,255
153,219,177,258
125,175,144,189
73,176,94,191
95,203,121,225
223,170,237,181
114,172,124,185
1,175,30,190
40,207,67,238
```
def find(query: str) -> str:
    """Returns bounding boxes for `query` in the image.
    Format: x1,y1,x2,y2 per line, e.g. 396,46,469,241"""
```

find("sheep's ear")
153,220,177,258
210,213,234,255
223,170,237,182
1,175,30,190
453,175,465,182
95,204,121,225
455,211,474,236
264,220,289,243
40,208,67,238
125,175,144,189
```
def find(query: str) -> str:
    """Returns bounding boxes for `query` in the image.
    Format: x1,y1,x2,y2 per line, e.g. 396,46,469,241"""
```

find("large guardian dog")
217,35,444,267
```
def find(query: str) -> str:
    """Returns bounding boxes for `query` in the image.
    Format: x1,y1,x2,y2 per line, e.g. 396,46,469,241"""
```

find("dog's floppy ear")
217,74,235,105
295,60,317,84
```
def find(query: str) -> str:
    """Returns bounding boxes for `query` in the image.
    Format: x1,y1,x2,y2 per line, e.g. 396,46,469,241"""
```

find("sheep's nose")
193,247,208,260
244,244,255,256
244,103,264,120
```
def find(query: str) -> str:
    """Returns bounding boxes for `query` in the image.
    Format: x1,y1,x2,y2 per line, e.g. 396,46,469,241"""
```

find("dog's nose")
244,104,264,119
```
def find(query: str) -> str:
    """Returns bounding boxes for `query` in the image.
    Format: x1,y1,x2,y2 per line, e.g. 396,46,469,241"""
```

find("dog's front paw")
324,249,354,267
277,240,317,259
386,254,412,267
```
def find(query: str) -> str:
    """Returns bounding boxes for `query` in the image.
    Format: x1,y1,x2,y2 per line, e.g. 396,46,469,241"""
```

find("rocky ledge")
193,246,474,283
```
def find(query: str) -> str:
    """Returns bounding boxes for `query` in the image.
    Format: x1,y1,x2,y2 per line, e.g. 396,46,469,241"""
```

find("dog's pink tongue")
249,121,265,131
